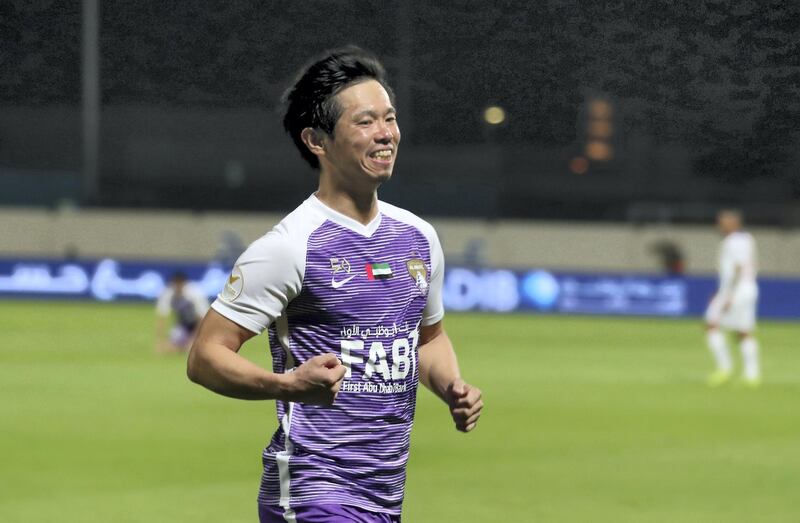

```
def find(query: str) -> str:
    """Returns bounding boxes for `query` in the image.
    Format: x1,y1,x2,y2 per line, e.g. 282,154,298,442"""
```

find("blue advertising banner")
0,258,228,302
0,258,797,319
442,268,798,319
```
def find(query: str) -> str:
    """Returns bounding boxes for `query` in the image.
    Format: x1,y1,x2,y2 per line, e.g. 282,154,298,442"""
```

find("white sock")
706,330,732,373
740,337,760,380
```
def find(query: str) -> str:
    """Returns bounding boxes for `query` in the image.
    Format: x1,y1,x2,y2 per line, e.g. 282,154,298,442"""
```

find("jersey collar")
308,194,383,238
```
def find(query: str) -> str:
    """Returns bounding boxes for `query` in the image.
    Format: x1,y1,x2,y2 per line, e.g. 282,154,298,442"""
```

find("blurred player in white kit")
155,272,210,353
705,210,761,387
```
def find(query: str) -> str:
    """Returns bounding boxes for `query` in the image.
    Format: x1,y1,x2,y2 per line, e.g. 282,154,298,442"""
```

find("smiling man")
187,47,483,523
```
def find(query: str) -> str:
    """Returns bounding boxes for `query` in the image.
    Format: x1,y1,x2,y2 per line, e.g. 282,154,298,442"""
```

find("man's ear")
300,128,326,160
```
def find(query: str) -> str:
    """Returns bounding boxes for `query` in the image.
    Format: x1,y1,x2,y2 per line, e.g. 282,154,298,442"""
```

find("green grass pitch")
1,300,798,522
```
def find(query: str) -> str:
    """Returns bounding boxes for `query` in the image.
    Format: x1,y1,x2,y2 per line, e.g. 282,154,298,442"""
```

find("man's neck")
315,184,379,226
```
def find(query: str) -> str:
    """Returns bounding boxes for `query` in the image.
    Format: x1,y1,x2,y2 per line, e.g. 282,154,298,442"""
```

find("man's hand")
283,353,347,406
445,378,483,432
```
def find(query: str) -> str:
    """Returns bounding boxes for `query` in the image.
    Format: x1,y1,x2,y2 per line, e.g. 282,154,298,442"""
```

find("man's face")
321,79,400,187
717,212,739,235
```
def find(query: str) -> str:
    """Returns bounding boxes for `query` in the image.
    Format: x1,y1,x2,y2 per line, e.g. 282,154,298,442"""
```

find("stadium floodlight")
483,105,506,125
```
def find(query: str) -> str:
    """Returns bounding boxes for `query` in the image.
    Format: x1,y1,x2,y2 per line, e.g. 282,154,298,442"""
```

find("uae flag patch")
365,262,393,280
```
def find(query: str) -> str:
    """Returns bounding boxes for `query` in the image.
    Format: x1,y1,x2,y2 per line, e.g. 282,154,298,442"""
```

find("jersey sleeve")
210,231,304,334
421,227,445,326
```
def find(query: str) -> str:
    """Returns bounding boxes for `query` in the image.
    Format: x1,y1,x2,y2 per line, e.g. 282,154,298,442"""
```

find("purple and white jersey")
211,194,445,516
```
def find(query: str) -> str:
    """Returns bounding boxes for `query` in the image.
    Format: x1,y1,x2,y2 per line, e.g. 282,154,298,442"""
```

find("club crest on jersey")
365,262,393,280
406,258,428,296
330,257,356,289
221,266,244,301
330,257,351,274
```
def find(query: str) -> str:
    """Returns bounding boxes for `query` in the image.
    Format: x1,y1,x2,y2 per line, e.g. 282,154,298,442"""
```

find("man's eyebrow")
352,107,397,119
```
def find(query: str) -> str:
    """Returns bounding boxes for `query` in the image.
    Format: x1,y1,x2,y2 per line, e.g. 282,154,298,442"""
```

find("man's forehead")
336,80,394,112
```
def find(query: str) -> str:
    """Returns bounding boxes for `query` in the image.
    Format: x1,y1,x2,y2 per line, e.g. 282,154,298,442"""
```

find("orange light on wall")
585,140,613,161
569,156,589,175
583,97,614,162
588,120,613,139
589,99,612,119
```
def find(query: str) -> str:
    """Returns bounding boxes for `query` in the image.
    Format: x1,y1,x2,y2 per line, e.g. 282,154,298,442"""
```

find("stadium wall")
3,207,800,275
2,258,798,319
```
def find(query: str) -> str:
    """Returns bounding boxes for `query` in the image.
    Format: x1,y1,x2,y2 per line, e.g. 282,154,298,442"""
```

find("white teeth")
372,150,392,159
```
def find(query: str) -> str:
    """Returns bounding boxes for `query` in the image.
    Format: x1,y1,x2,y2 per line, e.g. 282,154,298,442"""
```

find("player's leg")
731,285,760,387
705,327,733,386
734,302,760,387
736,332,760,387
704,297,732,386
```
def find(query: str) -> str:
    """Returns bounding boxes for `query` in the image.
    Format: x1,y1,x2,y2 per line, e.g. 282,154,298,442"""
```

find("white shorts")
705,283,758,332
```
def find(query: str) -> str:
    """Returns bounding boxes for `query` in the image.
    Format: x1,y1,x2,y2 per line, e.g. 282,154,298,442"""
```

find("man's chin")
365,168,393,184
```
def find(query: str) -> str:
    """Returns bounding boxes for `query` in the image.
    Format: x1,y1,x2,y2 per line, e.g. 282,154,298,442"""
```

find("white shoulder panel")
211,197,328,334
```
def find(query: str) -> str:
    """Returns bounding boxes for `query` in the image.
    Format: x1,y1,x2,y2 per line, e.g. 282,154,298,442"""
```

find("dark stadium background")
2,1,799,223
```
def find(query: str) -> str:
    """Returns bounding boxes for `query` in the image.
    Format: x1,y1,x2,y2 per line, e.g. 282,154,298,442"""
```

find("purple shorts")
258,504,401,523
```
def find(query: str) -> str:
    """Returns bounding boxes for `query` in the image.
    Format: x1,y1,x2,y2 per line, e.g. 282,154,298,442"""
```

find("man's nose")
375,122,393,143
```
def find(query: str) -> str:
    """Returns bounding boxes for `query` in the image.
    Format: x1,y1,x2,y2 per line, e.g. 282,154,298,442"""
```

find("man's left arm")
721,264,741,312
418,320,483,432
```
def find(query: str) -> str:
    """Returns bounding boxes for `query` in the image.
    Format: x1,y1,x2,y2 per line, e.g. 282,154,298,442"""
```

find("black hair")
170,271,188,283
282,46,395,169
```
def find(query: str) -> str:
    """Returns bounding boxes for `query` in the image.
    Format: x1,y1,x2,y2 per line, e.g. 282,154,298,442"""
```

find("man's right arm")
187,309,346,405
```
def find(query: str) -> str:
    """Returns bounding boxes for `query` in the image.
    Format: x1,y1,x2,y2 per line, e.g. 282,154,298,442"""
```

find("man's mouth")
369,149,393,161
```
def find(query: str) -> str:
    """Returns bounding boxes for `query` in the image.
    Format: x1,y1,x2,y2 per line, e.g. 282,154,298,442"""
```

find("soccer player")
704,209,761,387
187,47,483,522
154,271,209,353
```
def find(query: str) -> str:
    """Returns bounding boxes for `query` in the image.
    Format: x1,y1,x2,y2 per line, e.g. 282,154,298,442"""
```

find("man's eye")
358,120,372,126
386,116,397,123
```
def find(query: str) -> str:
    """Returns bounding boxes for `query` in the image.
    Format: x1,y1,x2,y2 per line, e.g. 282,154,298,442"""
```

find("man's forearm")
418,325,483,433
187,342,289,401
418,330,461,402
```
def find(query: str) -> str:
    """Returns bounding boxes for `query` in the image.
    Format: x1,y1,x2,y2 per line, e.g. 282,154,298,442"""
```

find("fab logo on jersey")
338,325,420,393
406,258,428,296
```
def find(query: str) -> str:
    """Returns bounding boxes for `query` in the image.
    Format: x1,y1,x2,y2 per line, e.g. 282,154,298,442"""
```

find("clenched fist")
445,378,483,432
283,353,347,406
